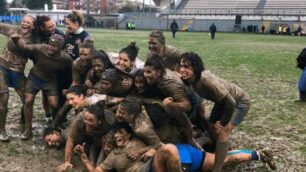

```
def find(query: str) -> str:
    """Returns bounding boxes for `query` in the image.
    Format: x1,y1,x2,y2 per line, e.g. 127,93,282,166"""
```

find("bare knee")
158,144,179,158
24,95,35,107
48,96,58,108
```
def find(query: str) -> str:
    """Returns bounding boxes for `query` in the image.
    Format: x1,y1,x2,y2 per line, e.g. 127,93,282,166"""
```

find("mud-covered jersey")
15,39,72,80
147,45,184,71
99,139,147,172
0,23,34,72
193,70,246,103
72,57,92,85
68,110,116,143
131,106,162,149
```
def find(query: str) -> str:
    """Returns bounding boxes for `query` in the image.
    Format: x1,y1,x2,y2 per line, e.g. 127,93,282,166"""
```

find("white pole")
44,4,48,12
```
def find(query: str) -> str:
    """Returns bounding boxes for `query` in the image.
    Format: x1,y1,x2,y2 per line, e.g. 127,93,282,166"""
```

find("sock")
251,150,259,160
45,113,52,118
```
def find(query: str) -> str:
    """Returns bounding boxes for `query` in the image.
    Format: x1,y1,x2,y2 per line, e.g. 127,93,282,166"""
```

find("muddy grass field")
0,29,305,171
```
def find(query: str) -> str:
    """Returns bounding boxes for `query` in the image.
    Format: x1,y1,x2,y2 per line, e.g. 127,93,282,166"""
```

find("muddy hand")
163,97,173,105
74,143,86,156
56,162,73,172
10,33,21,42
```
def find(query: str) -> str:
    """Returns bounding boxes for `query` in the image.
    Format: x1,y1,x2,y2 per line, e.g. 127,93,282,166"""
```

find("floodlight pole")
87,0,90,26
143,0,145,13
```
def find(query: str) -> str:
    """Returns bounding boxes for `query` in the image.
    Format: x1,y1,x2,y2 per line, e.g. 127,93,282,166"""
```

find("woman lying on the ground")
74,122,276,172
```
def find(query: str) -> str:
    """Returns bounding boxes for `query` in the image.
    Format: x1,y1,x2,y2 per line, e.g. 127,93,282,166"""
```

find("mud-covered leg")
153,144,181,172
42,91,52,122
20,93,36,140
15,88,25,125
0,72,9,141
47,95,58,127
52,101,72,128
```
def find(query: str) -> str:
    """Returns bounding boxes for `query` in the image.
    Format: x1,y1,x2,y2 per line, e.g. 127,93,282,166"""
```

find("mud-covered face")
94,80,112,94
43,19,56,35
115,105,134,123
135,76,147,94
92,59,104,77
144,66,161,85
66,93,85,110
103,142,114,155
47,44,60,55
65,18,79,33
116,52,133,72
79,48,92,64
43,131,61,147
83,111,100,132
21,16,34,35
179,60,195,81
113,129,130,148
148,37,163,55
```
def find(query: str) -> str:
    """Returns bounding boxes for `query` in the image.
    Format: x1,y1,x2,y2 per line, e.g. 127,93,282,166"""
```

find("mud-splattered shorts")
209,93,251,126
25,73,57,96
0,66,26,89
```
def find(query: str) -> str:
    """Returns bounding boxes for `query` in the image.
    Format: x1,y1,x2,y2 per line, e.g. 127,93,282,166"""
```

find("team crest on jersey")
75,39,81,45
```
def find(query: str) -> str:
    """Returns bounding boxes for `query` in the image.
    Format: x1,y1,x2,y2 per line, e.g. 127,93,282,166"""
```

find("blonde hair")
149,30,165,45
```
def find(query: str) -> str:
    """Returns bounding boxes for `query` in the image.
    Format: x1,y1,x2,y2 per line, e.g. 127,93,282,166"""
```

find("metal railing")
161,8,306,16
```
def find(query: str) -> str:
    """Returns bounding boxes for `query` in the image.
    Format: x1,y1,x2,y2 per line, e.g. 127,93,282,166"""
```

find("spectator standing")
296,48,306,101
209,23,217,40
170,20,179,38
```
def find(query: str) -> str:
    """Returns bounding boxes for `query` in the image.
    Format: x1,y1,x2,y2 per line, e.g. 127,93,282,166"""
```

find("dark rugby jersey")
65,28,91,60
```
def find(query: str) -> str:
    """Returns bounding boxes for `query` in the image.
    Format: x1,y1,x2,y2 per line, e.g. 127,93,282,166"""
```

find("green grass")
0,29,305,170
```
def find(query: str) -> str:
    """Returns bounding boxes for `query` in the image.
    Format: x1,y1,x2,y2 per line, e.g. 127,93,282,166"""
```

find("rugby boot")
0,130,9,142
260,150,277,170
20,128,32,140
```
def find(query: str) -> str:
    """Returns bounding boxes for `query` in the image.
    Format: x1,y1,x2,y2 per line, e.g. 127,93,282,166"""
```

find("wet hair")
23,14,35,23
79,39,95,50
149,30,165,45
43,127,62,138
42,127,65,148
297,48,306,70
143,103,169,128
67,85,86,96
113,122,134,135
66,10,84,26
134,69,145,79
120,97,142,117
34,15,51,30
119,42,139,62
49,34,65,49
180,52,205,81
100,69,120,86
86,104,105,121
92,50,114,69
144,55,166,75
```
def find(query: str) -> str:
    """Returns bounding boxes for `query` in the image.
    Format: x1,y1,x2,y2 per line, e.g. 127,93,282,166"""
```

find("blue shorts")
141,144,205,172
25,73,57,96
0,66,26,89
176,144,205,172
